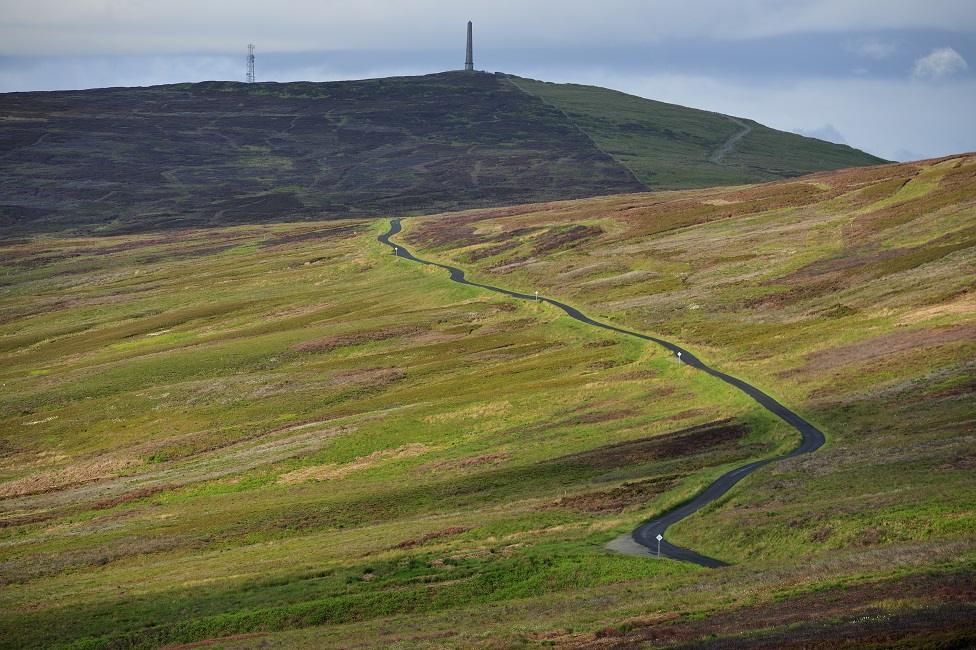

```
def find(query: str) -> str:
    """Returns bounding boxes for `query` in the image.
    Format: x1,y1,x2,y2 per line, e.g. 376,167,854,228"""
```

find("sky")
0,0,974,161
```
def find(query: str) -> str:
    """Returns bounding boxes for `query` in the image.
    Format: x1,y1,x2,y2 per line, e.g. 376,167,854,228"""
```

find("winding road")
379,218,825,568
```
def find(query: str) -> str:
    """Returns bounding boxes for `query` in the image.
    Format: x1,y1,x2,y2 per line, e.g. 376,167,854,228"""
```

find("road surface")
379,218,825,568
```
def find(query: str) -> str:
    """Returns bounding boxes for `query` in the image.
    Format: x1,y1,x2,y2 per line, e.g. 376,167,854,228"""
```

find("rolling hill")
0,71,885,235
1,155,972,648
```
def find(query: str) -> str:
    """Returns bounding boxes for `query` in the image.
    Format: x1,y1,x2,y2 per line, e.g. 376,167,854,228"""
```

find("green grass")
508,76,887,189
0,218,782,648
1,156,973,648
390,154,976,645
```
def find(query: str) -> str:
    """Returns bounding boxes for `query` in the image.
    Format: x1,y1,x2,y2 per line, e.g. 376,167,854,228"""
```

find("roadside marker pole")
676,351,682,364
394,246,398,258
656,533,663,557
534,290,538,301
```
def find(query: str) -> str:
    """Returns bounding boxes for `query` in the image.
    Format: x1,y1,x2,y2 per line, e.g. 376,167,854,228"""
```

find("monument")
465,21,474,71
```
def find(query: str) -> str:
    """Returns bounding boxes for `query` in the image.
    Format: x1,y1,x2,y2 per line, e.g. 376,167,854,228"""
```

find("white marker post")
676,351,682,364
534,290,539,302
394,246,398,258
656,533,663,557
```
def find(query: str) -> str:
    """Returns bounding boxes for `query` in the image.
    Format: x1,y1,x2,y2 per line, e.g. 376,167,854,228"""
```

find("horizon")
1,1,974,162
8,67,971,165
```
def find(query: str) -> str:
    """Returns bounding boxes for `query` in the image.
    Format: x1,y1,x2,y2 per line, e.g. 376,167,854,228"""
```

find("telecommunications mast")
246,44,256,83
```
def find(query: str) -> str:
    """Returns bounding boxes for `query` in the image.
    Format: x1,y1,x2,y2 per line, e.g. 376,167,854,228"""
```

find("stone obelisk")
464,21,474,71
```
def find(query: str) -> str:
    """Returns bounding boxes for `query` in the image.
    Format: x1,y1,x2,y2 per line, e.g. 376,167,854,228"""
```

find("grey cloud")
1,0,975,56
846,37,897,59
794,124,848,145
912,46,968,78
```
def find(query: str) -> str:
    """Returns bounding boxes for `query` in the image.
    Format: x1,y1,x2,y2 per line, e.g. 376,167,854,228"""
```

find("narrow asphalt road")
379,218,826,568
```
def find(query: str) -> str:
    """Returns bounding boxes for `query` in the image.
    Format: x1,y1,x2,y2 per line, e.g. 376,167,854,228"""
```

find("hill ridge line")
378,217,827,567
0,74,886,234
505,76,650,191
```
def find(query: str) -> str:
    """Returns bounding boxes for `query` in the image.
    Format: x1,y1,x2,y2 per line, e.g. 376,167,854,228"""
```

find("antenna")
246,44,256,83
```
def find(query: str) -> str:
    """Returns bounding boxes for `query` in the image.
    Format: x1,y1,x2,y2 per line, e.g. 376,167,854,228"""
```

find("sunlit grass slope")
0,220,786,648
398,154,976,646
0,154,973,649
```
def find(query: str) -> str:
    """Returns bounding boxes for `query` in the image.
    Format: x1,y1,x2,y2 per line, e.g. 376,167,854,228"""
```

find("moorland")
0,72,885,235
1,153,973,648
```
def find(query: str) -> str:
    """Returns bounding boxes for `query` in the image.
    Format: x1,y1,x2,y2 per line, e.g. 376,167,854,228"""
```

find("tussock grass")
1,156,973,648
0,217,769,648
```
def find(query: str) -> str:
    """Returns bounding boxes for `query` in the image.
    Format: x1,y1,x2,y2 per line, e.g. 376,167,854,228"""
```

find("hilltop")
0,71,885,235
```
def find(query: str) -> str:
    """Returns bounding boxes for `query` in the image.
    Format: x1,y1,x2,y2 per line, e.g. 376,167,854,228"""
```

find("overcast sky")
1,0,974,161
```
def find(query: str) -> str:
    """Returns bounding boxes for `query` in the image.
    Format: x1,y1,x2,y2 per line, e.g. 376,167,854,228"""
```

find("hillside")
1,156,973,648
510,76,889,188
0,71,884,235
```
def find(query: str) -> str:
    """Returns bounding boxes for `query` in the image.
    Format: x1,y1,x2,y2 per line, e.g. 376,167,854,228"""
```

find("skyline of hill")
0,71,887,236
